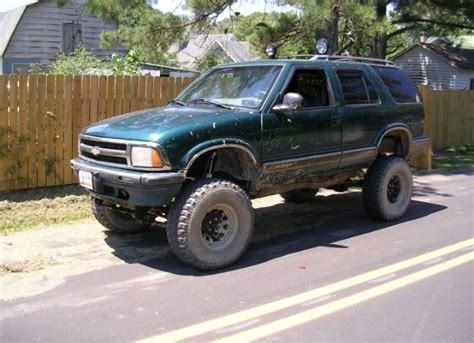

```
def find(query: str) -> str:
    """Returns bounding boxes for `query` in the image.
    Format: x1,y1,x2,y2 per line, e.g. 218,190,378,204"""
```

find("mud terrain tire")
91,199,149,233
280,189,318,203
167,179,254,270
363,156,412,221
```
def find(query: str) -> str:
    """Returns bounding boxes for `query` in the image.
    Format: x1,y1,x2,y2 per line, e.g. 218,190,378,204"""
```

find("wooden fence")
0,74,194,192
0,77,472,192
417,85,474,151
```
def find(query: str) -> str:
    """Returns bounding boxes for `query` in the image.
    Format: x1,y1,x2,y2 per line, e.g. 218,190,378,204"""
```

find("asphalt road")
1,169,473,342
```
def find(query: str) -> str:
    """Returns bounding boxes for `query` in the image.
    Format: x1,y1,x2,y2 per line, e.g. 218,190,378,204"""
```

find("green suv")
71,57,429,270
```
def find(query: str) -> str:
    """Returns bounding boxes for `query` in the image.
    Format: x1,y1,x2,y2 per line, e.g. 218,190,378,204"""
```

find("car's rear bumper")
71,158,184,207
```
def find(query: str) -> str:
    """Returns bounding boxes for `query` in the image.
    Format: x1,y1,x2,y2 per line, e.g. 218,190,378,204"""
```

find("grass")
0,185,92,235
431,144,474,170
1,145,473,235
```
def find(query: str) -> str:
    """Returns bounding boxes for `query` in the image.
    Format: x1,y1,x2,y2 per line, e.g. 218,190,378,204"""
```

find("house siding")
394,46,474,90
3,0,125,70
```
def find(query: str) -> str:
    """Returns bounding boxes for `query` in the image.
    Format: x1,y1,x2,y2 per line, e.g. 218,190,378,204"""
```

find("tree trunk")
371,33,387,59
325,5,340,55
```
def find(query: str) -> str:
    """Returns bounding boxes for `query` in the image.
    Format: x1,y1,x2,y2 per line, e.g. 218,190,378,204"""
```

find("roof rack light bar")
309,55,395,66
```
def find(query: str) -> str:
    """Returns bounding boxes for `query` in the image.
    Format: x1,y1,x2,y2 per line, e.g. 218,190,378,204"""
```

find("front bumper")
71,158,185,207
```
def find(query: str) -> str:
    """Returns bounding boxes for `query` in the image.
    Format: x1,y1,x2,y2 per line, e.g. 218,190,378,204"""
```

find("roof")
176,34,255,69
393,43,474,70
0,5,27,57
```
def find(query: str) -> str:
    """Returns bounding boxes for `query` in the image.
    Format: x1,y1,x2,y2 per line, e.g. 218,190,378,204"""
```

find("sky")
0,0,38,12
149,0,296,20
0,0,296,17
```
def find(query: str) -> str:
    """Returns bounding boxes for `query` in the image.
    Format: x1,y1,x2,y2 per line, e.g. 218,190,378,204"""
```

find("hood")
82,105,232,142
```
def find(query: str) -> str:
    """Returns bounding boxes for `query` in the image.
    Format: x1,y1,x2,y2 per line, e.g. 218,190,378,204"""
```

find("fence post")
410,85,432,170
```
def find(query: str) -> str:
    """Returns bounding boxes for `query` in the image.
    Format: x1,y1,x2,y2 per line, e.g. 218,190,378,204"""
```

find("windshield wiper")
190,98,232,109
169,99,187,106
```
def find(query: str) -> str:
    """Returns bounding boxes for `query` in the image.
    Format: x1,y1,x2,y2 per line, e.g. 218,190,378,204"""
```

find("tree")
86,0,186,65
186,0,474,58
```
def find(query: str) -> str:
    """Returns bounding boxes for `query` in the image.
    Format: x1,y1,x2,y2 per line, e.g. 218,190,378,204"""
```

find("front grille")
80,139,127,151
81,151,127,165
79,135,129,167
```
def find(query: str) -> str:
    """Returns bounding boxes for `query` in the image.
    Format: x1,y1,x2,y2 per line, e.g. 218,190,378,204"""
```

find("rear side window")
336,70,379,105
373,67,421,103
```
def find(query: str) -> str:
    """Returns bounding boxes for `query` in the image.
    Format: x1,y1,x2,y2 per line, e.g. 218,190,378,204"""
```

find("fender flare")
180,139,259,176
375,124,413,157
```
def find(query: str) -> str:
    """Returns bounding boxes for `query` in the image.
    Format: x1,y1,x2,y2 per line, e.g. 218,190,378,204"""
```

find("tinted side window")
373,67,421,103
336,70,379,105
285,69,331,108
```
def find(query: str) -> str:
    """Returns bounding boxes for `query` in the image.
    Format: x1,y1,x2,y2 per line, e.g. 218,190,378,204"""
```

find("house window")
62,22,82,54
336,70,379,105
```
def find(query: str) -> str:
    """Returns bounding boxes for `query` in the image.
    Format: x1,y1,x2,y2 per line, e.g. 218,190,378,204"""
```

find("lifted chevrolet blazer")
71,56,429,270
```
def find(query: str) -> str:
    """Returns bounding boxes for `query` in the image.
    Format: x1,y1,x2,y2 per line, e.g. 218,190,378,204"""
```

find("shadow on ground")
104,189,447,276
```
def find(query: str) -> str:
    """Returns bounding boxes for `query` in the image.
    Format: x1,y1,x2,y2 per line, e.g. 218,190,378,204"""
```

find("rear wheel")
280,188,318,203
91,199,149,233
363,156,412,221
167,179,254,270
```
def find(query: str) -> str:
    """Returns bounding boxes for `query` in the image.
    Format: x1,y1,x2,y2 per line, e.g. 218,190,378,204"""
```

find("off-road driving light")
130,146,163,168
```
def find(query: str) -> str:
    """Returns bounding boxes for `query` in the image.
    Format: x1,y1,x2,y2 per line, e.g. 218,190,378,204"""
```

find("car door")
334,67,385,168
261,66,342,174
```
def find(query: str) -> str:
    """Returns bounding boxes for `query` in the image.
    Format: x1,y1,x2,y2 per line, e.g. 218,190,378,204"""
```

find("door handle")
330,116,341,127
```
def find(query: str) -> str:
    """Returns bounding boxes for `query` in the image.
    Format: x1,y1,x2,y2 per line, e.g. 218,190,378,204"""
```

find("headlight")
130,146,164,168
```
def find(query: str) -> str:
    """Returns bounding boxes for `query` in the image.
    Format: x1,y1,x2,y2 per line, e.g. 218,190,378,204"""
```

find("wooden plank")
130,75,138,112
89,75,99,124
106,76,115,118
36,74,47,187
45,75,56,186
98,75,107,121
160,77,169,107
115,75,123,115
0,76,9,191
27,75,38,188
72,76,82,171
167,77,176,104
55,75,65,185
63,75,73,185
81,75,91,129
8,75,19,190
138,76,146,110
18,75,29,189
145,76,153,109
122,75,131,114
174,77,183,98
152,77,161,108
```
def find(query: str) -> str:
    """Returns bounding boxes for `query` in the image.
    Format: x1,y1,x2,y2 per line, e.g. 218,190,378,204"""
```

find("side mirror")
272,92,303,113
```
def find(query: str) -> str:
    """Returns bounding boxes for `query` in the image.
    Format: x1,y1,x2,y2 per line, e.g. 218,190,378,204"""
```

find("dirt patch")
0,191,346,301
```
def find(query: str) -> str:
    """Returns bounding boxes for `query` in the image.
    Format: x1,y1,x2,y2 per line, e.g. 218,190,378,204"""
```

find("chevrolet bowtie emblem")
91,147,100,156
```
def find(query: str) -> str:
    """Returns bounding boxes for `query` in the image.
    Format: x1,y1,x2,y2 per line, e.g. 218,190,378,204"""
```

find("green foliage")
86,0,185,65
110,50,141,75
48,46,106,74
31,46,142,75
197,51,233,72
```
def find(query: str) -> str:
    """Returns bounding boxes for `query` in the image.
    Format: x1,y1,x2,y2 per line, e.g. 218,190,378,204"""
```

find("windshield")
177,65,282,109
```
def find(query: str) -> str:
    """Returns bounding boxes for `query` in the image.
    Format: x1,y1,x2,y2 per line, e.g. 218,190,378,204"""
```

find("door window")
284,69,331,108
336,70,379,105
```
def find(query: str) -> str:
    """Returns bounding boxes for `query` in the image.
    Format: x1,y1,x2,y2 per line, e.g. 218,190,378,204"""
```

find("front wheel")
91,199,149,233
363,156,412,221
167,179,254,270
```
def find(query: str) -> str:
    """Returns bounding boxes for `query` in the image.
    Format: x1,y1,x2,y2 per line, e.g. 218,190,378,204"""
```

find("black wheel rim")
200,204,237,250
387,175,402,203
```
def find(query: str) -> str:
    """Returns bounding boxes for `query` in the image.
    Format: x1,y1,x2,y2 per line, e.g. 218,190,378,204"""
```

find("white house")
392,43,474,90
